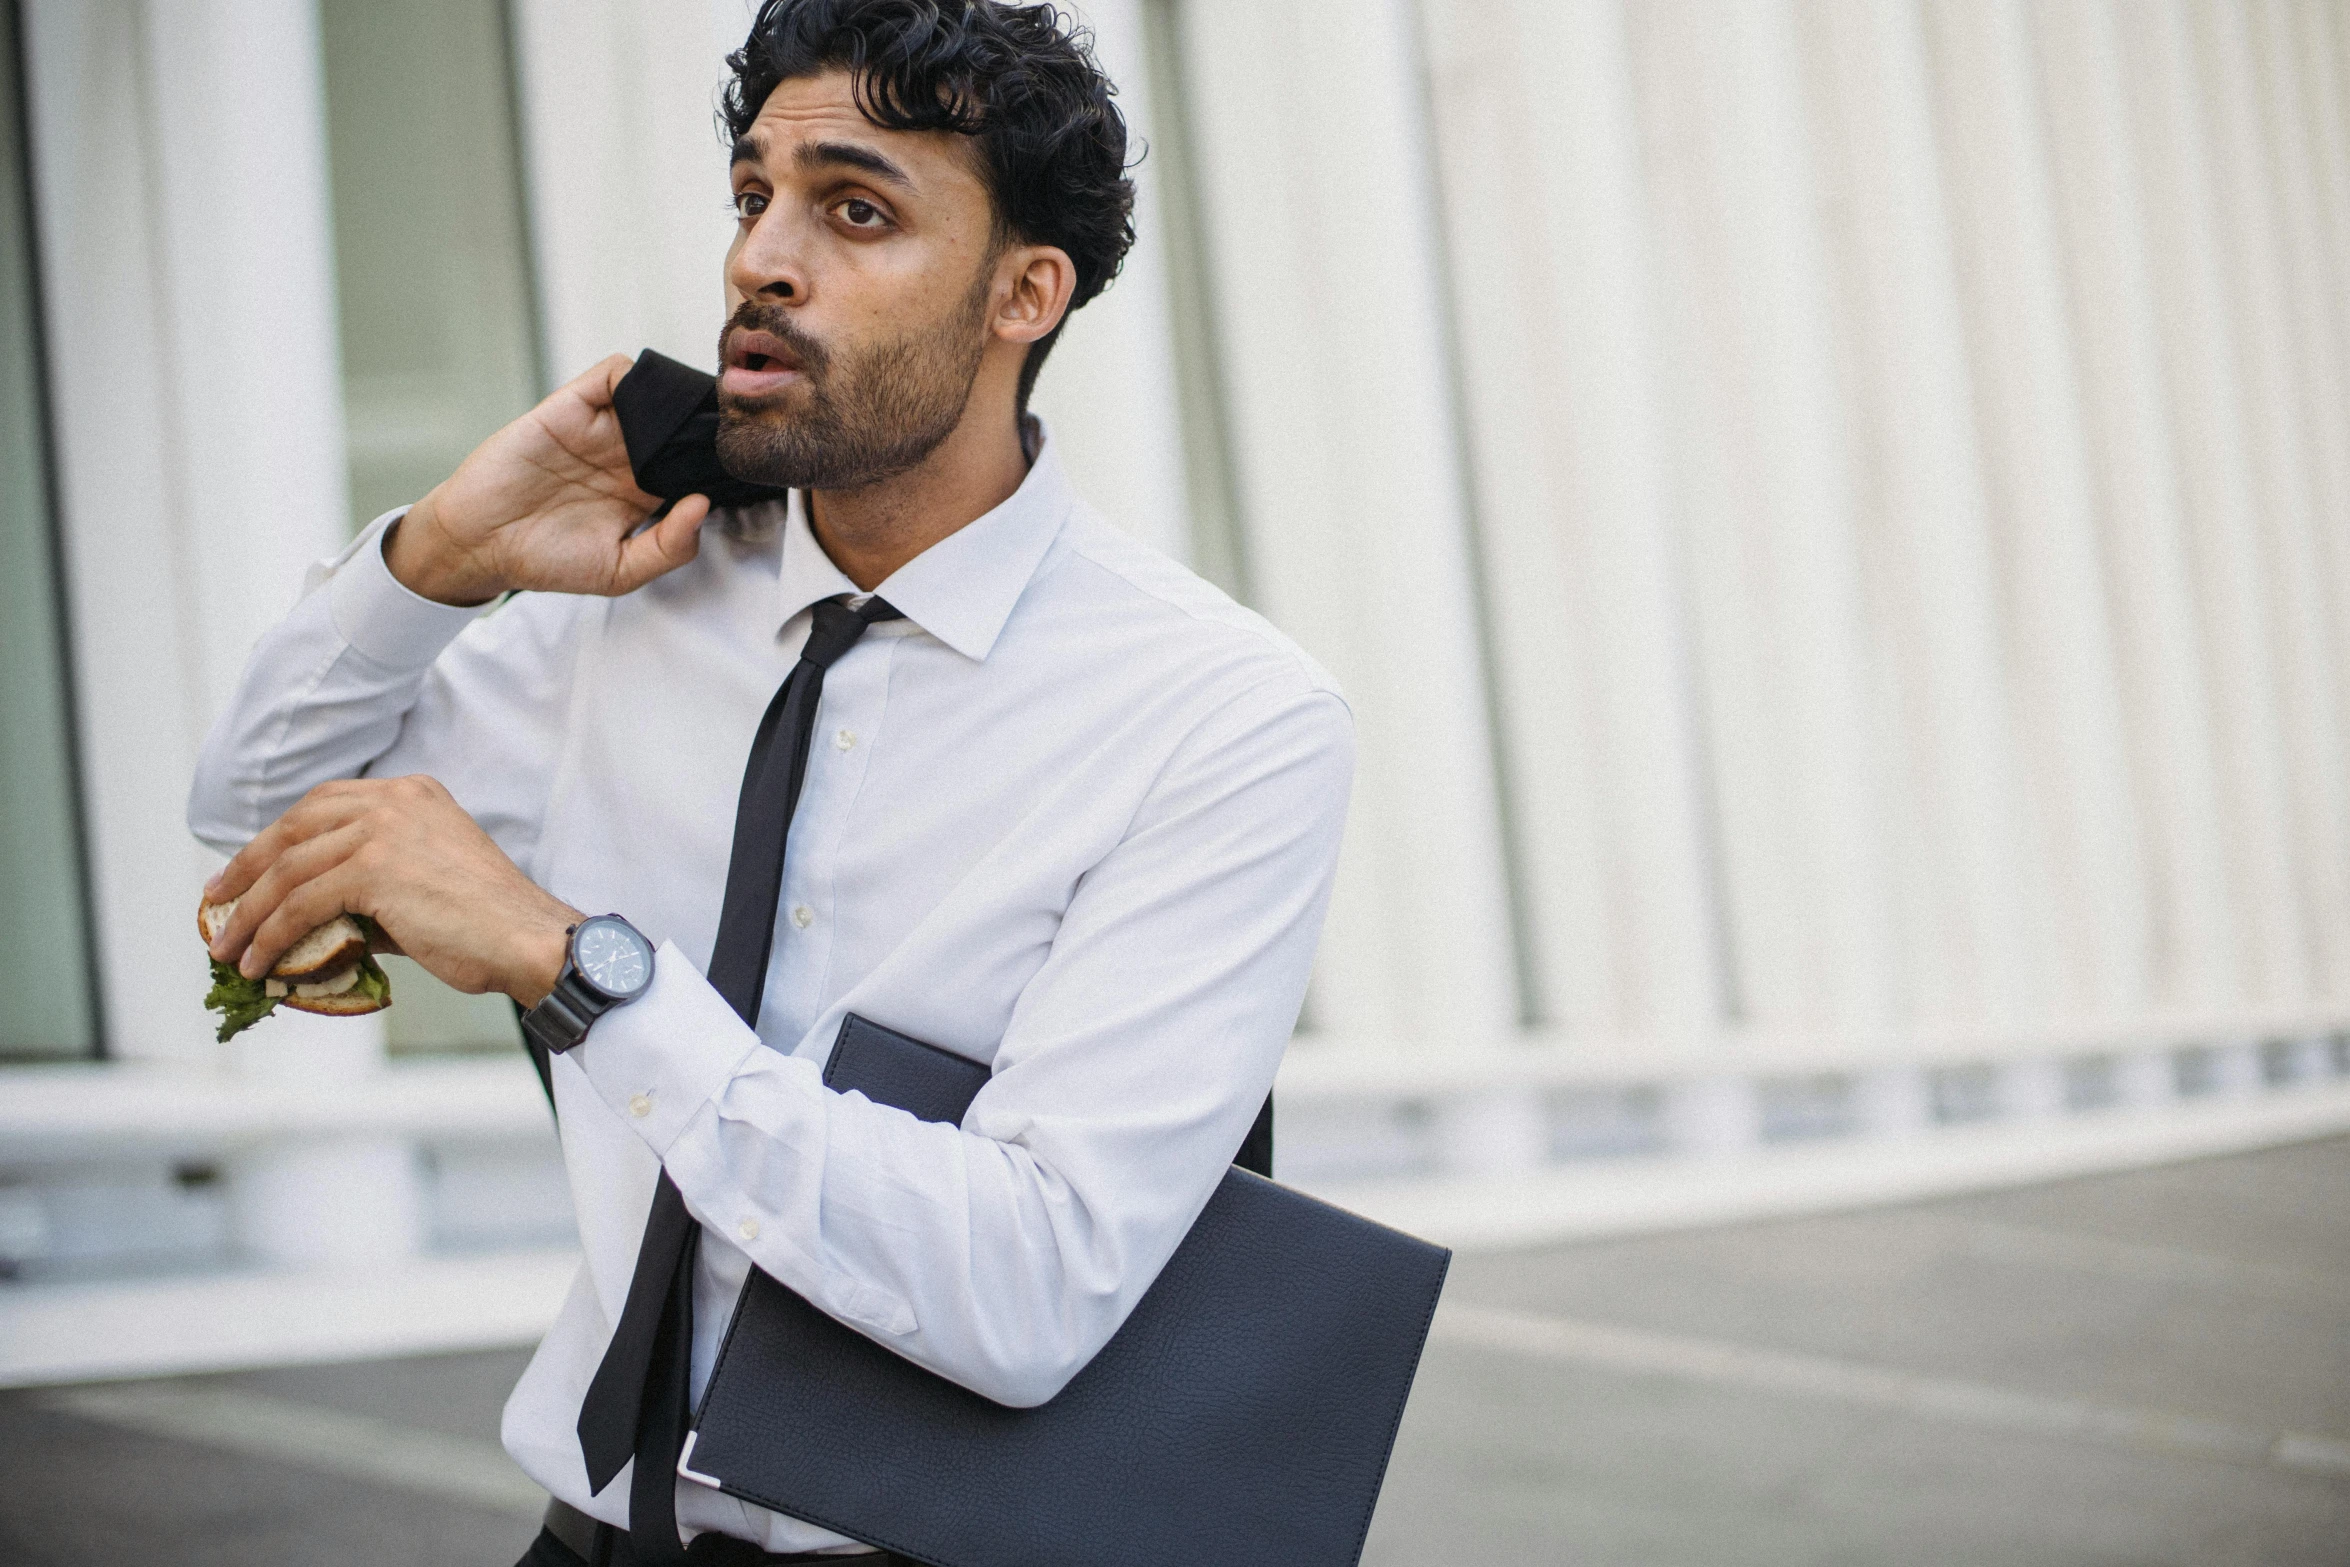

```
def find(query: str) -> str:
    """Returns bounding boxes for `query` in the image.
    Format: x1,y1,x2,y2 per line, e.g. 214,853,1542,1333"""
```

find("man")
189,1,1351,1562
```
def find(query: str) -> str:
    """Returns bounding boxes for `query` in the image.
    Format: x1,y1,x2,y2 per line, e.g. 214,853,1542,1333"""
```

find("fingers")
239,857,374,982
555,353,663,514
607,493,709,595
217,820,371,977
206,781,373,907
575,351,639,412
205,773,539,987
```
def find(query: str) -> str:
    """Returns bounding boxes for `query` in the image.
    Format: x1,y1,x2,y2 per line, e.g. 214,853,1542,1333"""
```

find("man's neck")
808,409,1033,591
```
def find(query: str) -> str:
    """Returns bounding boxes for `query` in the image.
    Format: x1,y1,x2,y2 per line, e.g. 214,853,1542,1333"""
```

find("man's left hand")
204,776,579,1006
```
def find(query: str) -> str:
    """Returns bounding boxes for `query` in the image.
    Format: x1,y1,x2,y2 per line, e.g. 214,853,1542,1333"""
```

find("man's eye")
732,191,768,220
839,198,885,228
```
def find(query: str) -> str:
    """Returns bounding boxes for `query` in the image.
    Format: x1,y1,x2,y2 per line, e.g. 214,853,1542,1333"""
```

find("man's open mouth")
721,327,806,397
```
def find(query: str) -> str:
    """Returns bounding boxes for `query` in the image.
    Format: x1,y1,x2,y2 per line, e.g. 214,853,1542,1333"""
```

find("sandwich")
198,896,392,1041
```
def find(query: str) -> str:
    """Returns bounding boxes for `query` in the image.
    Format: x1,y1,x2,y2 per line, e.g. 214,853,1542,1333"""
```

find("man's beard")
713,277,991,491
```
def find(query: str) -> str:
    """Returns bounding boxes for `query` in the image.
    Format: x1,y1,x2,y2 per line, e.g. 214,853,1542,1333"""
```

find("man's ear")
993,244,1078,347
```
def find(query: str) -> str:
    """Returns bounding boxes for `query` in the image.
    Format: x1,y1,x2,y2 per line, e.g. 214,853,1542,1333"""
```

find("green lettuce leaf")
205,958,279,1042
352,954,392,1006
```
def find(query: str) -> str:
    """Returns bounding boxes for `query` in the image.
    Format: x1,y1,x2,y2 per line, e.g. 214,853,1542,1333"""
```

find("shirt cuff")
576,940,763,1156
324,508,491,670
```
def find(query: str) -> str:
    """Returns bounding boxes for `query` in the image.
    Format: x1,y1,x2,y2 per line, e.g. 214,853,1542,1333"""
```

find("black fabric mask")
610,349,793,509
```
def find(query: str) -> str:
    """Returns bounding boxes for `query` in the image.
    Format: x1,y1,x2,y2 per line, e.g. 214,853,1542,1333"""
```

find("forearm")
577,948,1281,1408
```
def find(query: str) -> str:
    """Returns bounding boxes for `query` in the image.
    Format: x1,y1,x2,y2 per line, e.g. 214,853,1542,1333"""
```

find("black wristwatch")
522,914,656,1054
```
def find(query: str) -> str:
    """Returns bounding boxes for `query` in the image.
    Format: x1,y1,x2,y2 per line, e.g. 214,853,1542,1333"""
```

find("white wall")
1393,0,2350,1063
11,0,2350,1288
1178,0,1520,1069
433,0,2350,1104
24,0,381,1071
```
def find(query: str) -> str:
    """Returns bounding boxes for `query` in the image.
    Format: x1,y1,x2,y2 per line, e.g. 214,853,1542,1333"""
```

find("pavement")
3,1137,2345,1567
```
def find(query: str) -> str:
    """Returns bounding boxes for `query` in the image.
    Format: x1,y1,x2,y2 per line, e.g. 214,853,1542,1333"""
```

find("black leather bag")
683,1014,1451,1567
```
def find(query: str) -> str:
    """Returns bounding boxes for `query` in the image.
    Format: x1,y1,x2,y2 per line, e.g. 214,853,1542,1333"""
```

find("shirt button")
834,728,857,751
790,905,814,930
737,1217,760,1242
628,1094,653,1119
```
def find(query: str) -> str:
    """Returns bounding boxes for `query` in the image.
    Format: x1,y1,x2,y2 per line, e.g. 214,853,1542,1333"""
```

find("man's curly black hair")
722,0,1137,413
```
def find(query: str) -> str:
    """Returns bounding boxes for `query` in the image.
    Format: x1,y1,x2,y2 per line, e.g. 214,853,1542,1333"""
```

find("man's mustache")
718,303,831,382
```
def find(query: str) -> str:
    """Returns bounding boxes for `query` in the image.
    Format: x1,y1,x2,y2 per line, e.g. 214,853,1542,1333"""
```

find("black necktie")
576,594,902,1565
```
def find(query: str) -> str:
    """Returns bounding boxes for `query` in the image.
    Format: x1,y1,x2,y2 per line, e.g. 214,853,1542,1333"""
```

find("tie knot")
800,596,902,670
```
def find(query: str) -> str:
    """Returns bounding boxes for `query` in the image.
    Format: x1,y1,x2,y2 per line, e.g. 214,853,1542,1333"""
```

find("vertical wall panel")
1179,0,1518,1052
1921,0,2154,1020
2239,0,2350,999
2108,0,2297,1008
1798,0,2045,1030
1419,0,1723,1045
1623,0,1899,1035
2115,0,2312,1005
2295,3,2350,775
140,0,354,721
2031,0,2273,1011
24,0,212,1062
1025,0,1194,565
321,0,543,531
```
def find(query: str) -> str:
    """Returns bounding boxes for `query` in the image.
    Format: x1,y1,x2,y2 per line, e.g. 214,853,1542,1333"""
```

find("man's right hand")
385,353,713,606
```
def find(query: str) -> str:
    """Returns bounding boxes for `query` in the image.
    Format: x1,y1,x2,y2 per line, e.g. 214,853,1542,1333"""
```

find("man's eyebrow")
794,139,916,191
730,136,764,168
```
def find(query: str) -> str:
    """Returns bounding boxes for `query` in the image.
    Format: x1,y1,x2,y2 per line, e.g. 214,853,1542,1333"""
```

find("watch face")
573,916,652,1000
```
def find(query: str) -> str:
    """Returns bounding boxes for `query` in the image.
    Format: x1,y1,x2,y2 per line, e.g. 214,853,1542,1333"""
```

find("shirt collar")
774,426,1072,662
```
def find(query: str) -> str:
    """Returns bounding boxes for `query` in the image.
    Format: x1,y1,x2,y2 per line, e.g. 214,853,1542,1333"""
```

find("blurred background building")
3,0,2349,1384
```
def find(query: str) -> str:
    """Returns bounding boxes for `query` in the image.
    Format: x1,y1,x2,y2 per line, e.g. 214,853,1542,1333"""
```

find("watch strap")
522,971,608,1055
523,918,648,1054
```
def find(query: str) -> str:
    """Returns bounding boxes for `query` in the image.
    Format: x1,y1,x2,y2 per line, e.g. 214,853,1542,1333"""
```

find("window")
0,0,101,1059
322,0,542,530
321,0,542,1051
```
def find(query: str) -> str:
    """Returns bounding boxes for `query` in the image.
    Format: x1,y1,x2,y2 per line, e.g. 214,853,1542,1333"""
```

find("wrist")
509,903,584,1008
385,489,502,607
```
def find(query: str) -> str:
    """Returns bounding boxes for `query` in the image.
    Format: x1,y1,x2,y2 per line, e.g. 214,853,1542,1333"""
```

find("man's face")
716,69,1003,490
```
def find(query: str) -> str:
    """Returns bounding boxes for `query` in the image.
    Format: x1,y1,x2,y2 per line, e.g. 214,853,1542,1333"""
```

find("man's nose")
728,209,810,304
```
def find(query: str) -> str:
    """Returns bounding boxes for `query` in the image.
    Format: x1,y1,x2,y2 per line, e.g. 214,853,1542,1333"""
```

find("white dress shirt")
187,435,1353,1553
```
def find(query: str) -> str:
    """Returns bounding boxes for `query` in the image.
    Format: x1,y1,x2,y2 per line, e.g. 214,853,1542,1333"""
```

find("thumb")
579,351,638,410
608,494,710,594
